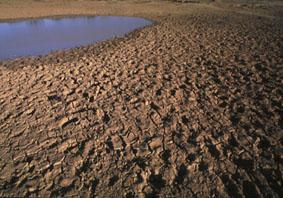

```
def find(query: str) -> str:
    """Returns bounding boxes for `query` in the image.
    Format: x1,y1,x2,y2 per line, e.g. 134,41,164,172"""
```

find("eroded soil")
0,1,282,197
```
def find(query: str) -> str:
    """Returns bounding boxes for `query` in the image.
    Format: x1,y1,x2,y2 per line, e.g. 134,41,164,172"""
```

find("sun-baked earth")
0,0,282,197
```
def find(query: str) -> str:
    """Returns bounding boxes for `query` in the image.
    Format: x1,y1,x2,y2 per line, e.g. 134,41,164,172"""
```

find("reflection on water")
0,16,152,60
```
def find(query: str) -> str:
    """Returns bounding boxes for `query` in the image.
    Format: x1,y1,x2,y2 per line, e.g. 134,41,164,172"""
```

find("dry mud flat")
0,3,283,198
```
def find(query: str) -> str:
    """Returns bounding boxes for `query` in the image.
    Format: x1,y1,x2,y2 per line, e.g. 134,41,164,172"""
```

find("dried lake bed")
0,0,282,197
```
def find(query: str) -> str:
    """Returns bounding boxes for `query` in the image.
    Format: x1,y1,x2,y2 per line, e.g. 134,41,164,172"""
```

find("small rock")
164,74,170,80
58,117,78,128
112,136,124,150
130,97,139,104
96,108,104,119
145,100,150,106
28,187,37,193
58,142,69,153
149,138,162,150
25,108,35,115
143,185,153,195
58,139,77,153
60,178,74,188
63,89,74,96
59,117,69,128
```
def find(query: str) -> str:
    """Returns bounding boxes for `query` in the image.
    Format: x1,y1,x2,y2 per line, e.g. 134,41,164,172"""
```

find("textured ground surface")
0,1,282,197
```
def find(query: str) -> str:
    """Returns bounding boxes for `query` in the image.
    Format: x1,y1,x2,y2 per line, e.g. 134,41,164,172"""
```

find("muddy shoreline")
0,14,156,24
0,1,282,197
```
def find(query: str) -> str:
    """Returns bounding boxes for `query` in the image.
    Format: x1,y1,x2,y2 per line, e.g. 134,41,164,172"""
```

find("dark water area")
0,16,152,60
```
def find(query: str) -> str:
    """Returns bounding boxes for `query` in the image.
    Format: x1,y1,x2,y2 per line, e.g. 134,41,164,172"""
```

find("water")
0,16,152,60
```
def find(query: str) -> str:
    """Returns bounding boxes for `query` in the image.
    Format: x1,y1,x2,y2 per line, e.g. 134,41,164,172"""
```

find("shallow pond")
0,16,152,60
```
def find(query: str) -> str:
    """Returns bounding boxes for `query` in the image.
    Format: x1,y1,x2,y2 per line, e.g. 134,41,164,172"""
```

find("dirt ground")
0,0,282,197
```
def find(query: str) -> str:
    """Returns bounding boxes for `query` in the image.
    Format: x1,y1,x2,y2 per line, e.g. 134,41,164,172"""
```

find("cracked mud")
0,1,282,197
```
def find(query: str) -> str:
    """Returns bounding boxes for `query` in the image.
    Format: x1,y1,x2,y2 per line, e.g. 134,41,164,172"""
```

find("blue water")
0,16,152,60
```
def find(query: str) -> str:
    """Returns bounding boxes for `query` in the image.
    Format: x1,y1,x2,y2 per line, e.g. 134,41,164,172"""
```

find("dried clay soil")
0,1,282,197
